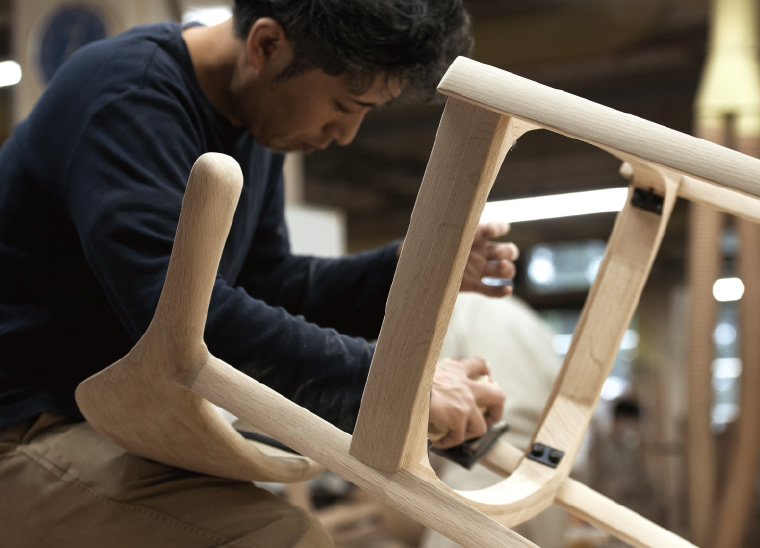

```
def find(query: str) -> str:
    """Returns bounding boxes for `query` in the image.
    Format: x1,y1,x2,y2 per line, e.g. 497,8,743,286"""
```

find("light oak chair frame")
76,57,760,548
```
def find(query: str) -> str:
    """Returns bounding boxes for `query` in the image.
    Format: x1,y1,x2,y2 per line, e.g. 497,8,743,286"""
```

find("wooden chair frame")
76,57,760,548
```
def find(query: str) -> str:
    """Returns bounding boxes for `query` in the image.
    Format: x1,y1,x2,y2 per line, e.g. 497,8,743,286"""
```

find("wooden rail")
76,57,760,547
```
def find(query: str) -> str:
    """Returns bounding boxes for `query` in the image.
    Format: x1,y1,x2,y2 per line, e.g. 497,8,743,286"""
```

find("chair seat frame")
77,57,760,547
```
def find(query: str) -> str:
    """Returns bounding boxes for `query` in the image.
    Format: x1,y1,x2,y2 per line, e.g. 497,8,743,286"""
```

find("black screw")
548,450,563,464
530,444,544,458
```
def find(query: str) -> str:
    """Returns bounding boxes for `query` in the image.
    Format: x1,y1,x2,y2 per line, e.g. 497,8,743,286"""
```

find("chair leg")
351,97,526,473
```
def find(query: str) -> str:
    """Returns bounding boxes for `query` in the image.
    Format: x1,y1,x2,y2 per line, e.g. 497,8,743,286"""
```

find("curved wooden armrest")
75,153,323,483
345,57,760,546
439,57,760,199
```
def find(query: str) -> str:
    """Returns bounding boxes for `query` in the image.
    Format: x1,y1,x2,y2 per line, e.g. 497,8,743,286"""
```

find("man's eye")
335,101,352,114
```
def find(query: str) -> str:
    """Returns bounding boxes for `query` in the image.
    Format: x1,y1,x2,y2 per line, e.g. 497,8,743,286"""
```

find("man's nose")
326,112,366,146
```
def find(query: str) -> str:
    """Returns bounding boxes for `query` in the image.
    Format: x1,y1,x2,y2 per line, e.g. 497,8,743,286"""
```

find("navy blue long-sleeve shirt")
0,23,397,433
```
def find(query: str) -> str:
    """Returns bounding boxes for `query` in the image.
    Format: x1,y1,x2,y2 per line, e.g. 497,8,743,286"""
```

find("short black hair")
232,0,472,101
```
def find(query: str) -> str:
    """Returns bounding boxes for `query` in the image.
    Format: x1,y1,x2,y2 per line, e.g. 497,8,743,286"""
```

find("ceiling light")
480,187,628,224
713,277,744,302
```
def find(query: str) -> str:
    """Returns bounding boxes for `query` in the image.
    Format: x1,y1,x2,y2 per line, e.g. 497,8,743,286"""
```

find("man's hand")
461,222,519,297
429,357,506,449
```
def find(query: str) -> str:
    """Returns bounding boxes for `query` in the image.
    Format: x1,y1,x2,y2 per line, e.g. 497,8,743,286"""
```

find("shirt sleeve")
235,172,400,339
60,75,390,432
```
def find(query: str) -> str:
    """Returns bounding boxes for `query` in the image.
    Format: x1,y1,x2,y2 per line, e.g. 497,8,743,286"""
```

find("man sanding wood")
0,1,517,545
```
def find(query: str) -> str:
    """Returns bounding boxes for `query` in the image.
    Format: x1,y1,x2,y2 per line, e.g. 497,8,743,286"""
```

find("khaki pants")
0,414,333,548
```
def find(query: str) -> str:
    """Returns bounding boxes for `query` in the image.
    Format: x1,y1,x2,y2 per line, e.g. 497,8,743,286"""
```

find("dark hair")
232,0,472,101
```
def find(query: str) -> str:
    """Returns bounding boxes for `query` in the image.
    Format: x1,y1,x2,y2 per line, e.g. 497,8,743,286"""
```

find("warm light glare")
481,188,628,224
713,277,744,302
0,61,21,87
182,7,233,27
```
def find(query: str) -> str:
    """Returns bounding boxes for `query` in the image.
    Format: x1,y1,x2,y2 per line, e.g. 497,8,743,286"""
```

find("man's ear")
245,17,293,71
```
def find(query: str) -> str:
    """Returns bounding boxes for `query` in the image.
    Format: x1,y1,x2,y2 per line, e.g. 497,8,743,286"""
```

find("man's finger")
459,356,489,377
474,222,510,245
435,418,467,449
434,409,487,450
487,241,520,262
466,405,488,438
484,221,511,239
482,259,515,279
470,382,506,426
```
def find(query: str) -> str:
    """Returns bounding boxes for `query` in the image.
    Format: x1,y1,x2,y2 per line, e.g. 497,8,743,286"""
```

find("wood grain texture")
193,357,538,548
480,440,697,548
527,165,680,484
71,54,760,547
556,477,696,548
713,217,760,548
190,344,688,543
686,201,721,547
76,153,324,483
620,162,760,223
712,134,760,547
350,98,518,472
438,57,760,199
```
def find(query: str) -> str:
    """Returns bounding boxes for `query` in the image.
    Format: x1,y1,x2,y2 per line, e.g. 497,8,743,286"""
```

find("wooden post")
530,162,680,475
76,154,325,484
350,98,517,472
692,0,760,544
685,199,721,547
713,135,760,548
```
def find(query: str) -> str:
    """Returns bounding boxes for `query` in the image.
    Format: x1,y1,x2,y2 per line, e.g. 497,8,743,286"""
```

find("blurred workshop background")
3,0,759,547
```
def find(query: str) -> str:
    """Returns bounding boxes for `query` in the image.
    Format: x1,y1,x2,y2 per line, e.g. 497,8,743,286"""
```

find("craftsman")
0,1,516,546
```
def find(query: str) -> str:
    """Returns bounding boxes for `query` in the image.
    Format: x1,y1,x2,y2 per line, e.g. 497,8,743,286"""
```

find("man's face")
240,68,402,154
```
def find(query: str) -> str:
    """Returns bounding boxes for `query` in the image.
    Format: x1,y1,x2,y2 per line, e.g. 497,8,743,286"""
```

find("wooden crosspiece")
76,57,760,548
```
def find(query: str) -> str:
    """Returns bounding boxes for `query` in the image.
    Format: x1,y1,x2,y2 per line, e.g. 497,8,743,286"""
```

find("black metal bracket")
631,187,664,215
527,443,564,468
